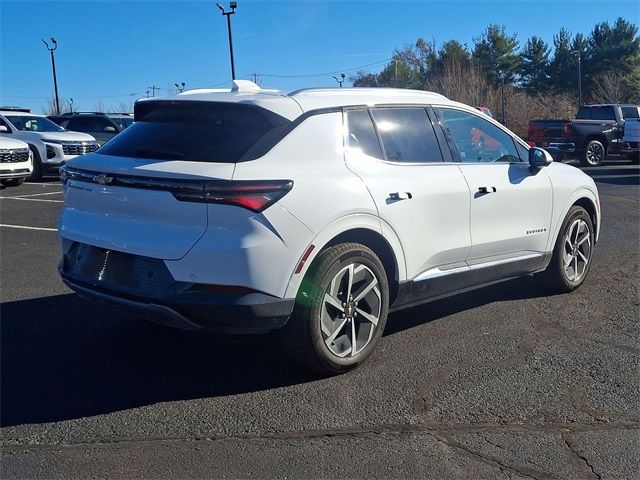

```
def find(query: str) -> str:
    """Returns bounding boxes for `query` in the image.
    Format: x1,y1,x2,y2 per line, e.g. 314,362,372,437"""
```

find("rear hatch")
59,100,292,260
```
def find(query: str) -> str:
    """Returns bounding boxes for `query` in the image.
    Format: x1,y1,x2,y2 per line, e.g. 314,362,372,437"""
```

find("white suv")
0,108,98,180
58,81,600,374
0,137,33,186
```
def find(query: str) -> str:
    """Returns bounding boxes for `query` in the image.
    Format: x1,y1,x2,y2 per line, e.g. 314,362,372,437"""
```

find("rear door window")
98,101,291,163
370,108,443,163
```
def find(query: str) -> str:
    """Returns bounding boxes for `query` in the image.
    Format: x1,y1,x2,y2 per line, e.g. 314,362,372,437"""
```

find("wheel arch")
573,196,599,241
284,215,407,303
584,134,608,151
548,188,600,251
323,228,401,303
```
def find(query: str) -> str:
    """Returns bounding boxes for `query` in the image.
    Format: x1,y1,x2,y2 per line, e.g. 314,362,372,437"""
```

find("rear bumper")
530,141,576,154
60,272,294,334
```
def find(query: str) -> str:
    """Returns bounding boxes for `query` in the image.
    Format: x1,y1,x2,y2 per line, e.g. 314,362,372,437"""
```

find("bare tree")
590,72,628,103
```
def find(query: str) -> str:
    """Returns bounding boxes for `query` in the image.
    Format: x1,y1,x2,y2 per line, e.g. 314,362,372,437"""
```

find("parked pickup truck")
527,104,640,166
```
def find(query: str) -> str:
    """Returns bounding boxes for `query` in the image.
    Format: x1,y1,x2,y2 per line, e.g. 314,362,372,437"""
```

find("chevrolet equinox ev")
58,81,601,374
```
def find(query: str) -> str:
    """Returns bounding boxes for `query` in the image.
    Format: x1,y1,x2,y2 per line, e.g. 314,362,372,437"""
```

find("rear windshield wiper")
132,148,185,160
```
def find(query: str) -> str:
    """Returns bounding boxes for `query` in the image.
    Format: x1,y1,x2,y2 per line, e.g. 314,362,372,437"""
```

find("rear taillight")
174,180,293,212
562,122,573,137
60,166,293,213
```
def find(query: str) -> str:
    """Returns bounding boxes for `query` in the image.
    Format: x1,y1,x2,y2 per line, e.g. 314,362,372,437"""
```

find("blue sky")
1,0,637,113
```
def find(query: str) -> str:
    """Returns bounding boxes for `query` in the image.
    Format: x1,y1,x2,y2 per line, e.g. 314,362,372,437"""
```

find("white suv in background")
58,81,600,374
0,108,98,180
0,137,32,187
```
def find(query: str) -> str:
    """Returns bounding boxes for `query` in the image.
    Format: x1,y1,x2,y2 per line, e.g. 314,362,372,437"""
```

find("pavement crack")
562,434,601,480
429,432,546,480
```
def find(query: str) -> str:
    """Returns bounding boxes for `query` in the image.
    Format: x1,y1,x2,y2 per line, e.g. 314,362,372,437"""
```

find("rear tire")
27,146,43,181
536,206,594,294
1,178,25,187
279,243,389,374
581,140,605,167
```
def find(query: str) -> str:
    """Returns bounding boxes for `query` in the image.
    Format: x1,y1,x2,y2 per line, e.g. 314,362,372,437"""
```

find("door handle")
477,186,497,194
388,192,413,200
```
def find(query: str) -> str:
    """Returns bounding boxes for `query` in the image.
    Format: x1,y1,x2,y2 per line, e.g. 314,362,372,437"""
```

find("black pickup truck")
527,104,640,166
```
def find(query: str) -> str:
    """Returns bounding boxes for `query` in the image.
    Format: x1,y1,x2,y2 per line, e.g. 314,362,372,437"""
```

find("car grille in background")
62,143,98,156
63,242,174,297
0,148,29,163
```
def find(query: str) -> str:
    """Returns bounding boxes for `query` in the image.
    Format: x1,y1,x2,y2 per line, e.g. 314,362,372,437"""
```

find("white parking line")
0,197,63,203
0,224,58,232
14,191,63,198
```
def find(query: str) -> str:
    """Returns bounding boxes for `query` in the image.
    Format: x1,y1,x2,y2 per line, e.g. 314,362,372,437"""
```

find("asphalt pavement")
1,160,638,479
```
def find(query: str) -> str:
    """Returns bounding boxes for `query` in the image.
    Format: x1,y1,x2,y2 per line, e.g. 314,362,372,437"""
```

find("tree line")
352,18,639,111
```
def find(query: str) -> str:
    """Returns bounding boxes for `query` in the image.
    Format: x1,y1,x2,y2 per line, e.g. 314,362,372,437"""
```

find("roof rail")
60,111,108,116
0,106,31,112
288,87,448,99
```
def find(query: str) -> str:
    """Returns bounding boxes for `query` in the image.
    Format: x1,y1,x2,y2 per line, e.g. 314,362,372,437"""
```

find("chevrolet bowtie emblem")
93,174,114,185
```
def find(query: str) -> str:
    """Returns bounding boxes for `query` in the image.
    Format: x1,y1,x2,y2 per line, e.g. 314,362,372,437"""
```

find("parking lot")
1,160,638,479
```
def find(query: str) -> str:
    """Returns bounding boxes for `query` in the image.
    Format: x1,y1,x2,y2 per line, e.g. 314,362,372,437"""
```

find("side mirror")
104,126,117,133
0,125,8,133
529,147,553,168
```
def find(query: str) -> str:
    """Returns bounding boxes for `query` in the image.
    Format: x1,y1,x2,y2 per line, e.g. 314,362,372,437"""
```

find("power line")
258,58,392,79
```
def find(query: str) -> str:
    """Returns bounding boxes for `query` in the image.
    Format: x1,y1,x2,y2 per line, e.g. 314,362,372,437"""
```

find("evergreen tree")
547,28,576,94
472,24,520,85
518,36,550,93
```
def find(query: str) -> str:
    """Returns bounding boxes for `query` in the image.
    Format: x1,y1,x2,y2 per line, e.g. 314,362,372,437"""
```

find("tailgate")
59,155,234,260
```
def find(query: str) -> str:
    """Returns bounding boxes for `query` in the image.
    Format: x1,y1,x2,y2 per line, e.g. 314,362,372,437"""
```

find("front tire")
1,178,25,187
581,140,606,167
27,146,43,181
536,206,594,293
279,243,389,374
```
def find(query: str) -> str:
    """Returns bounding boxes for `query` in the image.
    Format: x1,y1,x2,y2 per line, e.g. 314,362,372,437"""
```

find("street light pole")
42,38,60,115
572,50,583,108
332,74,345,88
216,2,237,81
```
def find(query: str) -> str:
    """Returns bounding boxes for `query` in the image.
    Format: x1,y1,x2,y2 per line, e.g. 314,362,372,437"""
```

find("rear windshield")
98,101,291,162
577,106,616,120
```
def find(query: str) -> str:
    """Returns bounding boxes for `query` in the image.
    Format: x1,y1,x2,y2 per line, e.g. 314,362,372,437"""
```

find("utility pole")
42,38,60,115
148,85,160,97
332,73,346,88
216,2,237,80
251,73,260,84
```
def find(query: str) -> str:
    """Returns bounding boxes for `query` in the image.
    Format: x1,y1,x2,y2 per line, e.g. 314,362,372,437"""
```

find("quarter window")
434,108,521,163
370,108,443,163
346,109,383,159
